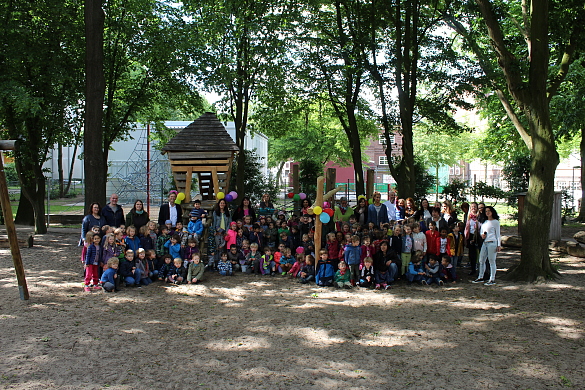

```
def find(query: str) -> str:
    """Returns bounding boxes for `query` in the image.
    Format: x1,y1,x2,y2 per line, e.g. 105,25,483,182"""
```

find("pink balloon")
296,246,304,254
230,191,238,200
299,193,306,200
323,202,330,208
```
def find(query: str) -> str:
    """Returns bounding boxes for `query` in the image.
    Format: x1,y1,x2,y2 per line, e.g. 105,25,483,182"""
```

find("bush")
442,179,468,203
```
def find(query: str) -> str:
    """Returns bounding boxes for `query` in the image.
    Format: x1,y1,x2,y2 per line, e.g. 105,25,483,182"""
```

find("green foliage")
442,179,469,203
502,154,531,208
3,163,19,184
299,160,322,199
230,149,278,206
413,158,436,201
470,181,508,206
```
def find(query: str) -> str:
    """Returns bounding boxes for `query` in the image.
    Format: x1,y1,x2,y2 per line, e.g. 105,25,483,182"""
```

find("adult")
460,202,470,226
464,202,480,275
300,198,312,215
367,192,389,228
353,196,369,226
158,190,183,227
257,193,275,217
441,200,458,227
383,191,397,222
425,207,447,232
472,206,501,286
101,193,125,228
232,196,257,223
414,198,432,222
333,197,353,226
126,200,150,232
210,199,232,266
404,197,418,219
80,202,105,246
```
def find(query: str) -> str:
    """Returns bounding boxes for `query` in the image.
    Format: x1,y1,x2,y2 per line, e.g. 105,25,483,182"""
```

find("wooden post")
366,169,374,199
314,176,324,257
0,146,30,300
292,164,300,214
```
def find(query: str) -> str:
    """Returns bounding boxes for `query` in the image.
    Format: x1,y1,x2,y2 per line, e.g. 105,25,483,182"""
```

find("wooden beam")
324,186,344,201
184,168,193,204
172,166,230,173
170,159,230,165
211,167,219,196
0,152,29,300
0,141,16,151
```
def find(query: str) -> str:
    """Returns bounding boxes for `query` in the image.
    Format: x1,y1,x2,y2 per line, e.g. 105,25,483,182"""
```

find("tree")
229,149,278,206
184,0,291,203
442,179,469,203
299,160,322,199
448,0,585,281
0,0,85,233
412,157,437,201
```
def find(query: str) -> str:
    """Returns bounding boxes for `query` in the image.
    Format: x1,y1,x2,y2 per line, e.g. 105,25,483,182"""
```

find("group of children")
81,199,467,292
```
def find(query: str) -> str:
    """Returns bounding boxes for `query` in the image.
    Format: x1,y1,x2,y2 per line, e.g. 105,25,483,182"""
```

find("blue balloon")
320,213,330,224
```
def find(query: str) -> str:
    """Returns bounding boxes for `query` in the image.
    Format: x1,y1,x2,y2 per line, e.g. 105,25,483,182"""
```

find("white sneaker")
471,278,483,284
484,280,496,286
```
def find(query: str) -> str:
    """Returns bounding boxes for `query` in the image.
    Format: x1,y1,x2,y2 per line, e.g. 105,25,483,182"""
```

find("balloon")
368,198,373,205
293,194,300,201
296,246,304,254
299,193,306,200
217,192,225,200
323,201,330,208
225,194,233,202
288,192,294,199
325,208,334,217
320,213,330,223
313,206,322,215
174,199,182,204
230,191,238,200
307,207,314,215
176,192,185,201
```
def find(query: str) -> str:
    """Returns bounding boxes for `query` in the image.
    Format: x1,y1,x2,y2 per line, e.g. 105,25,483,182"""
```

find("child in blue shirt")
164,235,182,260
407,251,426,285
217,252,233,276
100,257,119,292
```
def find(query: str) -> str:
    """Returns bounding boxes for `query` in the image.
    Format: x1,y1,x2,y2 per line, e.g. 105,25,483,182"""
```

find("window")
379,155,388,165
379,134,395,145
449,165,461,175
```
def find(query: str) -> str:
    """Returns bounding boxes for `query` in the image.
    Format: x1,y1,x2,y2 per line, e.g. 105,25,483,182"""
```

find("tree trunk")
58,143,64,198
347,112,365,196
84,0,106,210
15,193,35,226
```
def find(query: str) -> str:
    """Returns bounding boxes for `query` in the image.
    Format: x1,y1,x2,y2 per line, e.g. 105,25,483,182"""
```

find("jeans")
125,268,142,285
103,282,115,292
219,269,233,276
450,256,460,279
478,241,497,281
300,275,314,284
426,276,441,285
407,273,424,282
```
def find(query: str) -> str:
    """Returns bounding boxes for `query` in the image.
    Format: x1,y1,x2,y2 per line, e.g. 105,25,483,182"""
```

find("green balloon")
293,194,300,201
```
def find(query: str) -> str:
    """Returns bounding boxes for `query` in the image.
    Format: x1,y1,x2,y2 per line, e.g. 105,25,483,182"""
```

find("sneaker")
421,280,428,285
381,283,387,289
385,285,392,290
84,286,91,292
439,280,444,286
93,285,102,290
484,280,496,286
471,278,483,284
281,272,286,276
375,284,381,290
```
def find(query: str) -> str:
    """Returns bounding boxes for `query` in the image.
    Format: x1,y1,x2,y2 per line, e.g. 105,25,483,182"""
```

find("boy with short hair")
344,235,362,286
245,242,262,274
156,226,171,259
359,257,375,288
227,244,244,272
406,251,426,285
164,235,182,260
168,258,185,284
425,255,443,286
157,254,173,281
440,255,455,284
217,252,233,276
187,254,205,284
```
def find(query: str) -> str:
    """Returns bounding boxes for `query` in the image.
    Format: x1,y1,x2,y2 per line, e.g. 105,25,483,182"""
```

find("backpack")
316,260,334,286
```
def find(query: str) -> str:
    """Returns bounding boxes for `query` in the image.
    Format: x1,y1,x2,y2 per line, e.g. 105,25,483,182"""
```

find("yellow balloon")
307,207,314,215
217,192,225,200
313,206,322,215
176,192,185,201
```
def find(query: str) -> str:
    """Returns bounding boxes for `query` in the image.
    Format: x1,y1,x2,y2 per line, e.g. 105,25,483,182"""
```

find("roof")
161,112,239,153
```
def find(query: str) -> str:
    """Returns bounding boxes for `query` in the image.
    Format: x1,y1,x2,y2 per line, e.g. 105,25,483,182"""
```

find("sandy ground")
0,228,584,390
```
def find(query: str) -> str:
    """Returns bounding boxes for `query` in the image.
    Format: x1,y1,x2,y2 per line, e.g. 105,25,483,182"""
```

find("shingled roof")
161,112,239,153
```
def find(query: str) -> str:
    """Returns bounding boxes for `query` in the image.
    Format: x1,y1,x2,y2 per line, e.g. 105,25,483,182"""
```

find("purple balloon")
299,193,306,200
225,194,233,202
230,191,238,200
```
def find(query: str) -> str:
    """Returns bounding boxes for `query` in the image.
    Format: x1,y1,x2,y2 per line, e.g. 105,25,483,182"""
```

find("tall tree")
448,0,584,281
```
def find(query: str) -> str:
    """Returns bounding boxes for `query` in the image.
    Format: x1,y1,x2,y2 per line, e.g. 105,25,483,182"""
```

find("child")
145,249,158,280
388,226,402,258
139,225,154,251
279,247,295,275
289,253,305,278
326,232,340,270
406,251,426,285
299,255,315,284
244,242,262,274
157,254,173,281
100,225,113,246
227,244,244,272
425,255,443,286
279,231,292,249
175,221,189,246
156,226,170,259
344,235,362,286
425,221,440,259
84,233,102,291
135,248,152,285
412,223,427,256
101,233,121,270
217,252,233,276
249,223,264,249
447,222,464,276
437,227,451,259
301,234,314,256
334,261,352,289
114,228,127,258
190,199,208,221
187,212,204,242
147,221,158,247
440,255,456,284
225,222,238,250
187,254,205,284
168,258,185,284
265,221,279,249
164,234,182,260
184,238,199,264
124,226,141,252
315,249,334,287
120,250,142,287
261,247,276,275
359,235,375,267
100,257,119,292
401,225,414,277
165,220,173,234
359,257,375,288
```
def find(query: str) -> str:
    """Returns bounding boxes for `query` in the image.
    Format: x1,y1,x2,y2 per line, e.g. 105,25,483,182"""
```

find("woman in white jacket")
471,206,501,286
